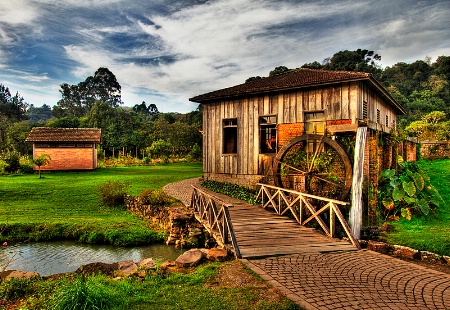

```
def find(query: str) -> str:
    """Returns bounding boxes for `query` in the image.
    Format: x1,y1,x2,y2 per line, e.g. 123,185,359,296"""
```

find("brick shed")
26,127,101,171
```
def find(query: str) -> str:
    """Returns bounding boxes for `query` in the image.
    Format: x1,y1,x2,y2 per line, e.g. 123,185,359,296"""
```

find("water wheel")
273,134,352,201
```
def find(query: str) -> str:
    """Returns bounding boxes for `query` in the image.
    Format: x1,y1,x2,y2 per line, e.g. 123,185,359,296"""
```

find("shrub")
186,143,202,161
378,161,443,220
138,189,174,207
201,179,258,204
97,181,130,207
2,151,20,174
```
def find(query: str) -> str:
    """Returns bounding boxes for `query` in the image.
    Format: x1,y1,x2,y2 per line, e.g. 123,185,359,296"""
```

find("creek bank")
125,195,214,248
0,247,232,280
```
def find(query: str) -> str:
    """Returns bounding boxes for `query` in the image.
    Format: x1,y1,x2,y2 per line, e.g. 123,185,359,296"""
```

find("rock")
138,258,156,270
380,222,395,232
76,262,118,276
116,260,138,277
0,270,40,280
207,248,229,262
175,248,204,268
367,241,392,254
420,251,441,262
443,256,450,265
393,245,419,260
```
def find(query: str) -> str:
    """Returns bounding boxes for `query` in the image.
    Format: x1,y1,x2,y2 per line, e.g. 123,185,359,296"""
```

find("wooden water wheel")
273,134,352,201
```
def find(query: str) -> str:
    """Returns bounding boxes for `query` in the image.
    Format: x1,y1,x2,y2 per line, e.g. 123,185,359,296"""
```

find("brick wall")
34,147,97,170
277,123,304,149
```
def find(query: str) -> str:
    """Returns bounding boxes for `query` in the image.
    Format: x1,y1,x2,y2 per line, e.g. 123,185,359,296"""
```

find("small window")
223,118,237,154
259,116,277,153
376,109,380,123
362,101,368,119
385,115,389,127
305,111,325,134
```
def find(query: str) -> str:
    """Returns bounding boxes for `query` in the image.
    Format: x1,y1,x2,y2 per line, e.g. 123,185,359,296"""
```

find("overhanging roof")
189,68,406,115
25,127,101,143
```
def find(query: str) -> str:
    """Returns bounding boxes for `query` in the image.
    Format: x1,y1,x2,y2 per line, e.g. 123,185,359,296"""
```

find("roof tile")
25,128,101,143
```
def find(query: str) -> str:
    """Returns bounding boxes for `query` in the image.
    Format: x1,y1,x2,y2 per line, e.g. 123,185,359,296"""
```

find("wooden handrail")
190,185,241,258
256,183,361,249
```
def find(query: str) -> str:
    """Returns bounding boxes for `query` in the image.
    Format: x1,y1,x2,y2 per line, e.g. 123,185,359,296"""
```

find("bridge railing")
256,183,361,249
190,185,241,258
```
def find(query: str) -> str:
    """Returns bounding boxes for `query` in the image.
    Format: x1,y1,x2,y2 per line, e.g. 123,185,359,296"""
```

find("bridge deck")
228,202,356,258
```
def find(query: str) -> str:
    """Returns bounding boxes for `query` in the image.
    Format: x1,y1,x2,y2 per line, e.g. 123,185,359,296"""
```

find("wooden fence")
256,183,361,249
190,186,241,258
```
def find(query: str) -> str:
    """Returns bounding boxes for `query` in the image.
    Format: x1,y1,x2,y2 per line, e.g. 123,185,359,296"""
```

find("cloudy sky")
1,0,449,113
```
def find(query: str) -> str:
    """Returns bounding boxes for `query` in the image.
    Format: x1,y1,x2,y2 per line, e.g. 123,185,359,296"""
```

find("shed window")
362,101,368,119
305,112,325,134
259,116,277,153
376,109,380,123
223,118,237,154
385,115,389,127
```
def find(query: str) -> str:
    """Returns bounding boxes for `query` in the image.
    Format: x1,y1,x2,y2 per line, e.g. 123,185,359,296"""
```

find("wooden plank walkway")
228,202,357,258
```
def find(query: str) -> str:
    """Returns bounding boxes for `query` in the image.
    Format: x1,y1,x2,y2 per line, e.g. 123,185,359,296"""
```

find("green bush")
138,189,174,207
201,179,258,204
187,143,202,161
97,180,130,207
2,151,20,174
378,161,443,220
19,163,34,174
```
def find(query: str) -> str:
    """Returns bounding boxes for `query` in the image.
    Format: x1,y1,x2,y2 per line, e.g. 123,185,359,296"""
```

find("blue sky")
1,0,449,113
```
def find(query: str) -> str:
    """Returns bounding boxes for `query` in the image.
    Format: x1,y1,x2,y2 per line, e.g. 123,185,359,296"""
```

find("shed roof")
189,68,405,114
26,127,101,143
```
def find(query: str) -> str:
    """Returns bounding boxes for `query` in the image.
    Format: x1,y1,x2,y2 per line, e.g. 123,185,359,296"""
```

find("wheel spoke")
310,174,342,188
308,136,324,172
281,163,308,175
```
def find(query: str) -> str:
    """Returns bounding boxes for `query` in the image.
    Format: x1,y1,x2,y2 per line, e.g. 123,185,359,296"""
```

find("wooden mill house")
190,68,409,225
26,127,101,171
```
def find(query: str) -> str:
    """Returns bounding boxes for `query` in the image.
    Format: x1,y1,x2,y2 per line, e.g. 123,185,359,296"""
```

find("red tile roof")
26,128,101,143
189,68,405,114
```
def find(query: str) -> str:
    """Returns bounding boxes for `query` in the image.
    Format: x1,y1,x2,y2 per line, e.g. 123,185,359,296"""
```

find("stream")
0,241,185,276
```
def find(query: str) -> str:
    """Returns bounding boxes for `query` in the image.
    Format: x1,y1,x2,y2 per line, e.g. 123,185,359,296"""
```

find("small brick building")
190,68,411,226
26,127,101,171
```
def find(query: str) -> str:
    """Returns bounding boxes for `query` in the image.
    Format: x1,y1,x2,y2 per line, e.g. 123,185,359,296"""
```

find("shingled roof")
26,128,101,143
189,68,405,114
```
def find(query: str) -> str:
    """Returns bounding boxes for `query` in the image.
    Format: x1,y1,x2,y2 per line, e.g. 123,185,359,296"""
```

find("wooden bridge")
190,183,360,259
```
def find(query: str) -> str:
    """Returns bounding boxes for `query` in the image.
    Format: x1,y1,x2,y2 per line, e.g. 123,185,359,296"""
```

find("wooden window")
305,111,325,134
223,118,237,154
259,115,277,153
376,109,380,123
362,101,368,119
385,115,389,127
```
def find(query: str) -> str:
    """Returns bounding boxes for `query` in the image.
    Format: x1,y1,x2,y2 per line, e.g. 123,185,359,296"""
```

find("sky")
0,0,449,113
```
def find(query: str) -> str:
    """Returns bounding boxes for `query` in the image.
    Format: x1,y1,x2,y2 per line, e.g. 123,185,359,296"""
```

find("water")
349,126,367,239
0,241,185,276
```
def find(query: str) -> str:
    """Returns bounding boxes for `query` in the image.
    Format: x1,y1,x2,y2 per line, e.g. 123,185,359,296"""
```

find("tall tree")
53,67,122,118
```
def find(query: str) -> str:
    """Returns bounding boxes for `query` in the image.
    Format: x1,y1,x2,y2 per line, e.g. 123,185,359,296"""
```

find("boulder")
393,245,419,260
206,248,229,262
175,249,204,268
0,270,40,280
420,251,441,262
138,258,156,270
116,260,138,277
443,256,450,265
367,241,392,254
76,262,118,276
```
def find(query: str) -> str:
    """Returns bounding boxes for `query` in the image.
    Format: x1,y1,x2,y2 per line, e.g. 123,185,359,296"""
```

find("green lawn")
0,163,202,244
384,159,450,256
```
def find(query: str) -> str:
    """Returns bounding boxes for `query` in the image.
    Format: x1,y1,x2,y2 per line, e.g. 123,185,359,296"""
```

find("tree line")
0,67,202,159
1,50,449,159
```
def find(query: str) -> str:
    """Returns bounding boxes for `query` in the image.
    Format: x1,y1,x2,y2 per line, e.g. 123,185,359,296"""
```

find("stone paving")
164,178,450,310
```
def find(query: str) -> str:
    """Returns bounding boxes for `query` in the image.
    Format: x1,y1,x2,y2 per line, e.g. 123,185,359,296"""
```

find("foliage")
1,151,20,174
0,277,37,300
405,111,450,140
187,143,202,161
50,275,114,310
378,161,442,220
382,159,450,256
33,153,51,178
138,189,175,207
201,180,258,204
5,121,31,154
97,180,130,208
147,139,173,163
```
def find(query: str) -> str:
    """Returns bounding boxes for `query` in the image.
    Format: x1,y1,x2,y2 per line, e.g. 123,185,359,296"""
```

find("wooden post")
330,203,336,238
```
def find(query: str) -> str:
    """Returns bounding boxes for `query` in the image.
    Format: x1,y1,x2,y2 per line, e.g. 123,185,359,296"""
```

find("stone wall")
125,195,212,248
420,140,450,160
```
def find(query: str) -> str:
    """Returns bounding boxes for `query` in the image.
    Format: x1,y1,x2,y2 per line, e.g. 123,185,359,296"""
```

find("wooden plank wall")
203,81,398,180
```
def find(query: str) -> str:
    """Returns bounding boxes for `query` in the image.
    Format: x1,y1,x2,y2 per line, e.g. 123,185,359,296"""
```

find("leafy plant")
33,153,51,178
378,161,442,220
201,180,258,204
1,151,20,174
138,189,174,207
97,180,130,208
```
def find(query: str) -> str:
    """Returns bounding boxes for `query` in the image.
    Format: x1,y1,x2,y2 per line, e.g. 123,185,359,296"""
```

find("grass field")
0,163,202,244
384,159,450,256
